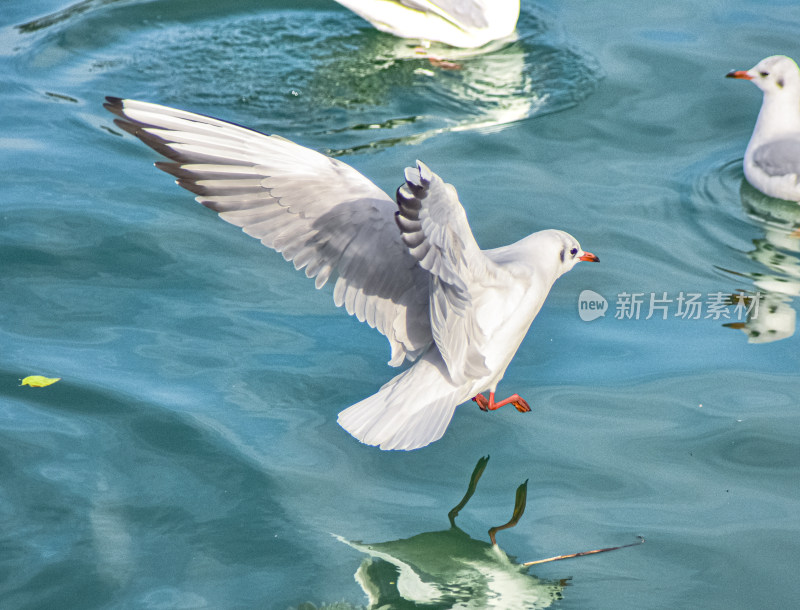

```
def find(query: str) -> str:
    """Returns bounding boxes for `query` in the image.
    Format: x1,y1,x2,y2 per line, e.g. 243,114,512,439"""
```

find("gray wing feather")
397,0,490,30
104,97,431,366
752,139,800,178
395,161,495,383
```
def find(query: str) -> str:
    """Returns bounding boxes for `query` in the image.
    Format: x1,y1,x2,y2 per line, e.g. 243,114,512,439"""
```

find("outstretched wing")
105,97,432,365
395,161,502,383
752,138,800,178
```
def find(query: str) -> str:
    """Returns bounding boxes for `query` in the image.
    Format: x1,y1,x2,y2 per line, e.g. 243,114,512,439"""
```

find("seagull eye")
760,71,769,78
570,247,578,256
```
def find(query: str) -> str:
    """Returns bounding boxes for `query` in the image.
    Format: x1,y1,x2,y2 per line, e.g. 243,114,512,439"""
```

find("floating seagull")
332,0,520,48
727,55,800,202
104,97,598,450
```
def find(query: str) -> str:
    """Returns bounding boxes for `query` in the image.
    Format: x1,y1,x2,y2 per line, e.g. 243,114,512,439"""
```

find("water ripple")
13,3,600,155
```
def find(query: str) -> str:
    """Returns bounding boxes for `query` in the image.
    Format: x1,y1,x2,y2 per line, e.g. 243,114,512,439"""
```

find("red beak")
579,251,600,262
726,70,752,80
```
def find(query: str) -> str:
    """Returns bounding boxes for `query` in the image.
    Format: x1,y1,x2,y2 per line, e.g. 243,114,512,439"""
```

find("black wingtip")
154,161,184,178
104,96,126,119
415,160,432,186
112,117,139,137
403,166,428,197
395,184,421,215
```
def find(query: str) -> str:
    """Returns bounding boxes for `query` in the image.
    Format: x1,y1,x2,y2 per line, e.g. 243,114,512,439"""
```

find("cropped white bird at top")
104,97,598,450
331,0,520,48
727,55,800,202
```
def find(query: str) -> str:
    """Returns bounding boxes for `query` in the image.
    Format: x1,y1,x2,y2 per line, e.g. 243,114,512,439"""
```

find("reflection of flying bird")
337,456,566,609
105,97,598,451
337,455,642,607
339,528,565,609
332,0,520,48
727,55,800,202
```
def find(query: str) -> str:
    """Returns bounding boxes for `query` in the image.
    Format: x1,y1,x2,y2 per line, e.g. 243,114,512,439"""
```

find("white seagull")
331,0,520,49
104,97,598,450
727,55,800,202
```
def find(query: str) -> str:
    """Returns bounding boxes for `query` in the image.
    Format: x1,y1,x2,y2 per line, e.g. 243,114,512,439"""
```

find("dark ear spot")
559,248,565,263
777,78,785,88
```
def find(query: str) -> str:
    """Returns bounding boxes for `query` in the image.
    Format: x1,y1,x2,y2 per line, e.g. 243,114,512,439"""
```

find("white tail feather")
338,351,467,450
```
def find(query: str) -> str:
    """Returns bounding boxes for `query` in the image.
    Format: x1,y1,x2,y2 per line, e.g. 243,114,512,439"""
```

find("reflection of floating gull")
309,9,600,152
718,181,800,343
740,180,800,252
332,0,520,48
739,182,800,298
727,56,800,202
105,98,598,451
324,37,547,154
724,292,796,344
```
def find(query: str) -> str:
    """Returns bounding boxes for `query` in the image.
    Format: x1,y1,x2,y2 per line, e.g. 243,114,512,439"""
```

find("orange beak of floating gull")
579,251,600,262
726,70,753,80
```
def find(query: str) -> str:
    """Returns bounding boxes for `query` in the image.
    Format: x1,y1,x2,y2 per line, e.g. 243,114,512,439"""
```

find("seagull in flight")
727,55,800,202
104,97,598,450
332,0,520,48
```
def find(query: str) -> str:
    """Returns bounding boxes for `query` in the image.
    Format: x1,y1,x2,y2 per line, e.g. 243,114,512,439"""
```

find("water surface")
2,0,800,608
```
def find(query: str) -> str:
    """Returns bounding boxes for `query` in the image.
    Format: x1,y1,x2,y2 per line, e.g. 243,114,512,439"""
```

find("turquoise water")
3,0,800,608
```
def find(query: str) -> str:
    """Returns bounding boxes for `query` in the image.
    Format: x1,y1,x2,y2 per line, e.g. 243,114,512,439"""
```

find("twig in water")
523,536,645,566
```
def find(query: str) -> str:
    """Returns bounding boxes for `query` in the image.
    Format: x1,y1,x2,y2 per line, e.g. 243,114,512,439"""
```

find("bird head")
726,55,800,95
530,229,599,278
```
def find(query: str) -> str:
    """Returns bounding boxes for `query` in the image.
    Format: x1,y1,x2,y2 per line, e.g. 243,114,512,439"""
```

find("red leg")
472,392,531,413
472,394,490,411
413,47,462,70
428,57,462,70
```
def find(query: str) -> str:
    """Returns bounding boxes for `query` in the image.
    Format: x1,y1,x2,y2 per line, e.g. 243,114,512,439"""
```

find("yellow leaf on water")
20,375,61,387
